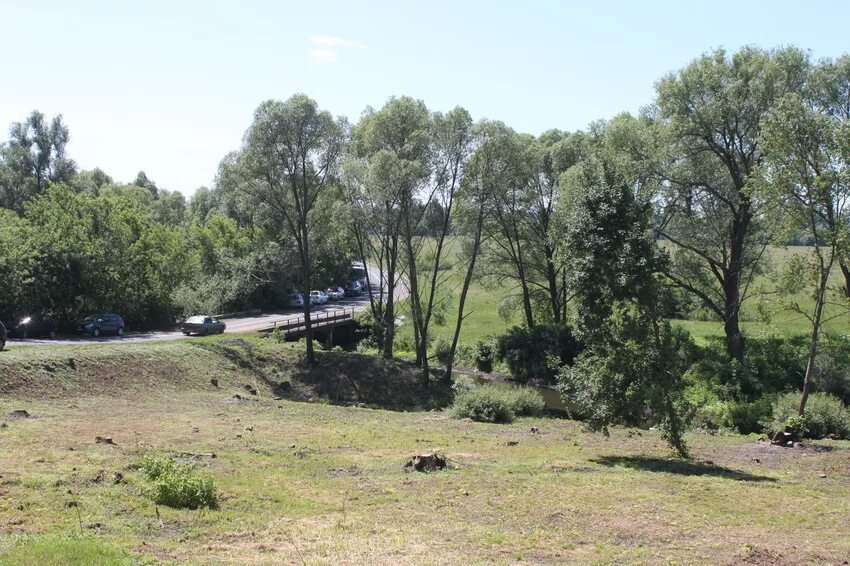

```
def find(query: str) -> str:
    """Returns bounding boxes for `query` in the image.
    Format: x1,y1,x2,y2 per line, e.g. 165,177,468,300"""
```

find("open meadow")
1,337,849,565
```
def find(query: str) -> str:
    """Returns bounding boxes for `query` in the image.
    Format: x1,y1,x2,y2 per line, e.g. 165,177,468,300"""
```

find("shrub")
451,385,515,423
763,392,850,439
504,386,545,417
495,324,582,384
140,456,218,509
432,335,452,366
728,397,775,434
474,338,497,373
450,383,545,423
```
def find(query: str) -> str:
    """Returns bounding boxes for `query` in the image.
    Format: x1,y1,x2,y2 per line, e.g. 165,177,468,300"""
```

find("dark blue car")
75,314,126,337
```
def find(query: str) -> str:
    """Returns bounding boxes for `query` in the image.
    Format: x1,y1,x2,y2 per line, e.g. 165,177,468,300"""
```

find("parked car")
181,315,226,336
287,293,305,308
0,321,6,351
344,280,363,297
75,314,125,337
309,290,329,305
11,315,58,339
326,286,344,300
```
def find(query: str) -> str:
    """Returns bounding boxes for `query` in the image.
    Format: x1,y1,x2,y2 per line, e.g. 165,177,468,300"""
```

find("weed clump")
140,456,217,509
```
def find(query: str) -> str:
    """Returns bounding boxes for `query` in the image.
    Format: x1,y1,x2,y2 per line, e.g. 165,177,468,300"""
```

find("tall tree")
444,120,511,379
808,55,850,298
480,131,538,327
759,84,850,417
411,107,474,381
350,97,431,361
240,95,346,364
558,155,691,457
0,110,76,211
652,46,809,363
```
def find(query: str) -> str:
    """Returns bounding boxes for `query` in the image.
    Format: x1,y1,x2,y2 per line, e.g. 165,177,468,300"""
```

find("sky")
3,0,850,196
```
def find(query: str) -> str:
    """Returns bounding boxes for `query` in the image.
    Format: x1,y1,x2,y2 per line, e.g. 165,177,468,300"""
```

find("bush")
450,383,545,423
505,386,546,417
451,385,514,423
140,456,218,509
763,392,850,439
432,335,452,366
495,324,582,384
474,338,497,373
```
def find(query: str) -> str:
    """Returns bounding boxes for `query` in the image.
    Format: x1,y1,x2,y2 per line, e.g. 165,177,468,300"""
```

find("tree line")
2,45,849,453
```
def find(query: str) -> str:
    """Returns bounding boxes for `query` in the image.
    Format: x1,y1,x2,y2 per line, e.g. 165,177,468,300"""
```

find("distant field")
0,338,848,565
395,243,850,350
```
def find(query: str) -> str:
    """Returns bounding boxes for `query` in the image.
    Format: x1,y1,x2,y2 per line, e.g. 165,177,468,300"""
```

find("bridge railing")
271,308,356,334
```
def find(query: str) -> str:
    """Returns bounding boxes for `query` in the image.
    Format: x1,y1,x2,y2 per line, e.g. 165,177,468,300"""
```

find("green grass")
0,341,848,564
0,533,142,566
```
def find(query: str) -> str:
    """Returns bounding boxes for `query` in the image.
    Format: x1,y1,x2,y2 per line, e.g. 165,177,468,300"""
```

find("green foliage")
451,382,545,423
0,533,135,566
140,456,217,510
495,324,581,384
763,392,850,439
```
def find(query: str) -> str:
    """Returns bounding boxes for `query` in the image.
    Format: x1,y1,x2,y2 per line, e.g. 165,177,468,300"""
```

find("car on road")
309,290,329,305
181,315,226,336
0,321,6,351
11,315,58,339
76,314,126,337
350,261,368,287
287,293,305,308
326,286,344,300
344,280,363,297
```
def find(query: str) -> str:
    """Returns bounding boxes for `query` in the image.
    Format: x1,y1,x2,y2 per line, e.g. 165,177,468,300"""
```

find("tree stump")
405,453,447,472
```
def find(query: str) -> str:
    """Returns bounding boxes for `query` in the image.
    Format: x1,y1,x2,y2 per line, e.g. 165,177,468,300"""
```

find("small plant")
271,326,283,344
783,414,806,438
140,456,217,510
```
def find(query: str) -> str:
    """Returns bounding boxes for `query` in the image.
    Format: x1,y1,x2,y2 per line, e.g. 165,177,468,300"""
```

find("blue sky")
3,0,850,195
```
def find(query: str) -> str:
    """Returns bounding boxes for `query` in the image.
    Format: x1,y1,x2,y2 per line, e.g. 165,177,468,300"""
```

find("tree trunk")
799,249,834,416
382,233,399,359
302,264,314,365
723,206,750,364
446,220,483,382
839,259,850,299
545,244,561,324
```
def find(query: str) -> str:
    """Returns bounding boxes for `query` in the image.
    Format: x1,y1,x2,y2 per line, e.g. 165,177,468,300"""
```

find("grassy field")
1,337,849,565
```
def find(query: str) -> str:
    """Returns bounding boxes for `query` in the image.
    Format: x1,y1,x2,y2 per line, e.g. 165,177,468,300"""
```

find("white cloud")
308,35,364,63
310,48,339,63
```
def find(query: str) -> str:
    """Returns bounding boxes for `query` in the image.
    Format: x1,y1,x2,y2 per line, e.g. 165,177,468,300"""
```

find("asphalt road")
6,266,406,348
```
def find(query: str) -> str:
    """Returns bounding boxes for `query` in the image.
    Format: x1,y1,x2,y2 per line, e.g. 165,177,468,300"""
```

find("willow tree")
350,97,431,362
652,46,809,363
240,94,346,364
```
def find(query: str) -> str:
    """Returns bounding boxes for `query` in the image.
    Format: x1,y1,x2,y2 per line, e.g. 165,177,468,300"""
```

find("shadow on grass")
590,456,777,482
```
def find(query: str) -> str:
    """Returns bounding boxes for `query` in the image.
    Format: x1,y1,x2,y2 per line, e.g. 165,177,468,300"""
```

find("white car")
326,286,344,300
310,290,329,305
288,293,305,308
